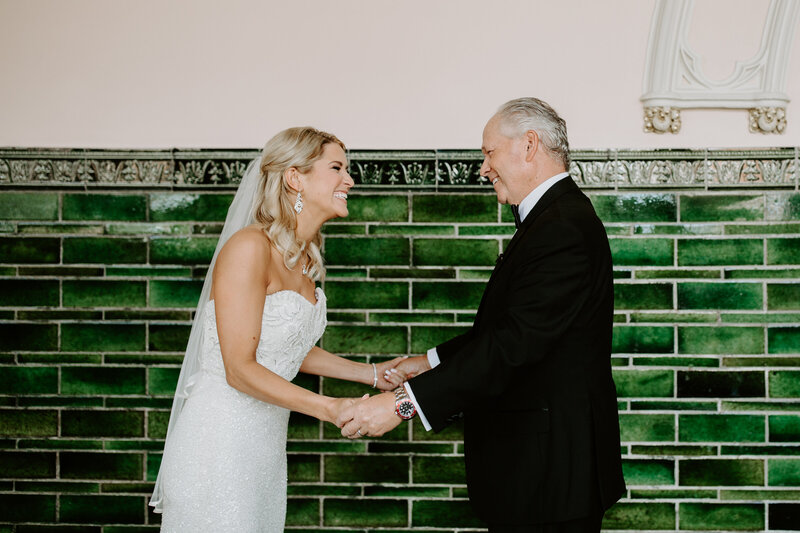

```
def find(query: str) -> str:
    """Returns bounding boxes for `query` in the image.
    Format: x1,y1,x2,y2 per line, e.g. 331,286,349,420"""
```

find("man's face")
480,116,528,205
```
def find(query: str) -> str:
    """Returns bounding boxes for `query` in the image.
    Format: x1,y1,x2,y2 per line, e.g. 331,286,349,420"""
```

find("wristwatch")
393,386,417,420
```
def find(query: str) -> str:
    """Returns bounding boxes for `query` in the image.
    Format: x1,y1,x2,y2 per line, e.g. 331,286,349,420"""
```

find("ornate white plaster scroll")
641,0,800,133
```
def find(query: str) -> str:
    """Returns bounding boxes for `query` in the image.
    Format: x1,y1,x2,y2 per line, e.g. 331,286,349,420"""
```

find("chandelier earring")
294,192,304,214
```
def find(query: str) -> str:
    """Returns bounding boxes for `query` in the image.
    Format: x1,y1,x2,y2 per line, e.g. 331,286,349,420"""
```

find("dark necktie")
510,204,521,229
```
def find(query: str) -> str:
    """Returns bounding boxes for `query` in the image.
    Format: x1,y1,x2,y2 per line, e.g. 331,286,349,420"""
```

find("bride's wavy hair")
253,126,345,282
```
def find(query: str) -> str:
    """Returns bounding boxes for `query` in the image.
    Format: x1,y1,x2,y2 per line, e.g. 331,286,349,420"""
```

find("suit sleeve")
407,220,591,431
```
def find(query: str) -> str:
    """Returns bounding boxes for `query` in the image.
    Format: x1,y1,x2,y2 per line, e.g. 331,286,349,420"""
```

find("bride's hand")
373,356,409,391
330,394,369,427
392,355,431,380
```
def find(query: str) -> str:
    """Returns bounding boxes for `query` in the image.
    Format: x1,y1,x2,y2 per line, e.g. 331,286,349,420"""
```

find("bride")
150,127,406,531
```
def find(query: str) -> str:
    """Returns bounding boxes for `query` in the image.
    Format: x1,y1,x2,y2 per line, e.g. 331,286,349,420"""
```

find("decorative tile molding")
642,0,800,134
0,148,798,189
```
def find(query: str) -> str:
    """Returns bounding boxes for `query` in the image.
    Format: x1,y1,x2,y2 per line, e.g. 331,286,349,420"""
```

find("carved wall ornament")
642,0,799,133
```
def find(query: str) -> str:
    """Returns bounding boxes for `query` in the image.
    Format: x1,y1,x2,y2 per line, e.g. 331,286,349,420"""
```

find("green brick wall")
1,149,799,532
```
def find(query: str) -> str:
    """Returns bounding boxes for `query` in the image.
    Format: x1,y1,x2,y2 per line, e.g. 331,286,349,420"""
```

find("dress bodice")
201,288,327,382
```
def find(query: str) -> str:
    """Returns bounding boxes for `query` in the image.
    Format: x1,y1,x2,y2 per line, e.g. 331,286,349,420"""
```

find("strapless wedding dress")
158,288,327,532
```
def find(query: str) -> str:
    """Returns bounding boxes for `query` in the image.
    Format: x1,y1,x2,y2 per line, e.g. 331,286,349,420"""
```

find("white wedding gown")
158,288,327,532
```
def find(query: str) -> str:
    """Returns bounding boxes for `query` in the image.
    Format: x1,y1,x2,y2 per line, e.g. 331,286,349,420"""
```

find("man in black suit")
339,97,626,532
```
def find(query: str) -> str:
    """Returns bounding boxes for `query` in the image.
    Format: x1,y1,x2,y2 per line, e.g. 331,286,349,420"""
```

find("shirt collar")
517,172,571,223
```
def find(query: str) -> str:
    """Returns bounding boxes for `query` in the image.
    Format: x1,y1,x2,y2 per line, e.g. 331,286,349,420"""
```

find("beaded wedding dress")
157,287,327,532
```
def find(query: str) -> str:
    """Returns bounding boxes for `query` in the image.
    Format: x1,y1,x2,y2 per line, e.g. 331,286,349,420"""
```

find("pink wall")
1,0,798,149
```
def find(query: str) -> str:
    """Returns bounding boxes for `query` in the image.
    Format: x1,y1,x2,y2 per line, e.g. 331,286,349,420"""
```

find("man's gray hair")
495,97,570,169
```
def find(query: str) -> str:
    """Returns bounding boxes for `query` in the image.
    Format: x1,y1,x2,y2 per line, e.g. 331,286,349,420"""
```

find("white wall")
1,0,798,149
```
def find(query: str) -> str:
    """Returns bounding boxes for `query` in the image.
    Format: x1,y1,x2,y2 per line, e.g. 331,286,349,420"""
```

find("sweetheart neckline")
207,287,323,309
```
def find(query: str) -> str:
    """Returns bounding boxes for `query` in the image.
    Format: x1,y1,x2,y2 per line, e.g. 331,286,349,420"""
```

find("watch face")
396,400,416,420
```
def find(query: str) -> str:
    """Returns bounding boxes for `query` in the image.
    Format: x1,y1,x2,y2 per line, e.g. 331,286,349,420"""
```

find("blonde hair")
253,126,345,282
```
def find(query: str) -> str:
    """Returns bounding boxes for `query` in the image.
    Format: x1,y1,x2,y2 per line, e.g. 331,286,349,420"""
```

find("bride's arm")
299,347,406,390
213,230,348,424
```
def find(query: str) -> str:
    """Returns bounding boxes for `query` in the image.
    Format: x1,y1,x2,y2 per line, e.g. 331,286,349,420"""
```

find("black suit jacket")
409,177,626,525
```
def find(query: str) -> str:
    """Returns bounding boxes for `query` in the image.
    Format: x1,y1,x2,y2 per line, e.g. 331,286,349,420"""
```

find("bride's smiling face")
297,143,354,221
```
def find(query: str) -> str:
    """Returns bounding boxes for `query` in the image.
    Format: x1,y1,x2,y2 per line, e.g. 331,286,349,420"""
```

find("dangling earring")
294,192,303,214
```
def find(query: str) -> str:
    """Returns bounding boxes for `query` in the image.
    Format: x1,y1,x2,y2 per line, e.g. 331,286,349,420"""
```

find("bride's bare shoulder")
216,225,272,268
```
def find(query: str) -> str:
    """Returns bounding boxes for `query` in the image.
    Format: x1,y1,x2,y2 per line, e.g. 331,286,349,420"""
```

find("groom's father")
340,97,626,532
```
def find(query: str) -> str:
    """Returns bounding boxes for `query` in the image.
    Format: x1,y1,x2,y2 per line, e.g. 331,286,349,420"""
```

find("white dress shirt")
405,172,571,431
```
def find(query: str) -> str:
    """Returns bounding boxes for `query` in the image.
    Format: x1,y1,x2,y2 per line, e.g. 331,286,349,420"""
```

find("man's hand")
339,392,402,438
392,355,431,379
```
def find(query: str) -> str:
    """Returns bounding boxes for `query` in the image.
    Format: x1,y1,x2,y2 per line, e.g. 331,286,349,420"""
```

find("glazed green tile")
633,356,718,367
99,481,154,493
0,192,58,220
679,238,764,266
614,283,672,309
678,326,763,354
324,237,409,265
63,237,147,264
287,441,365,453
63,194,146,221
0,279,58,306
285,498,320,526
61,410,144,438
325,267,367,279
604,225,632,236
769,415,800,442
412,499,484,528
767,284,800,311
18,222,104,235
324,311,365,323
321,223,367,235
17,481,100,494
721,445,800,455
148,325,190,352
679,503,763,531
619,414,675,442
631,445,717,456
0,410,56,438
0,451,56,478
60,452,143,480
457,312,477,322
324,498,407,527
322,326,407,354
63,280,146,307
107,311,189,322
678,282,762,310
680,458,764,486
0,366,57,394
324,455,407,483
368,442,453,453
630,488,716,499
725,356,800,366
412,456,465,484
286,454,320,482
766,192,800,220
339,194,408,222
612,326,674,353
370,224,454,236
770,459,800,486
728,268,800,279
146,453,161,482
768,327,800,356
61,367,145,395
681,195,764,222
411,326,470,353
17,394,103,407
62,324,145,352
412,417,464,441
146,411,170,440
614,270,633,279
149,236,217,265
106,266,193,278
149,280,203,308
0,494,55,522
370,267,455,279
609,238,673,266
458,225,515,236
0,324,57,351
726,222,800,234
630,312,717,323
364,486,451,497
287,484,360,496
413,281,484,310
413,194,496,223
325,281,407,309
678,370,764,398
634,223,723,235
102,398,172,409
721,489,800,500
149,368,180,395
622,459,674,485
591,194,677,222
679,414,764,442
768,238,800,265
17,310,103,322
413,238,498,266
723,400,800,411
371,312,454,324
0,237,59,263
722,312,800,323
631,400,717,411
636,269,721,280
108,222,193,236
459,268,493,280
18,266,102,276
612,369,673,398
149,193,233,221
769,370,800,397
59,494,142,523
601,502,675,530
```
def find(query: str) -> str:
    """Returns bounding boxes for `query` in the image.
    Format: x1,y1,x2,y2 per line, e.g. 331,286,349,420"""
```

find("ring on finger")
356,429,363,437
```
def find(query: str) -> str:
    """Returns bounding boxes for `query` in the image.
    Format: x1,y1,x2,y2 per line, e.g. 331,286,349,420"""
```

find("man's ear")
524,130,539,163
284,167,303,193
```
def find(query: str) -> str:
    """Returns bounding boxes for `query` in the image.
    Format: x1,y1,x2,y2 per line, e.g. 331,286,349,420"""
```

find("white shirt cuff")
404,382,432,431
427,347,441,368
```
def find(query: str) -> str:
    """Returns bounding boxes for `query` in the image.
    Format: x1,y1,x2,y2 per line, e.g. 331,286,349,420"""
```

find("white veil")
149,157,262,512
